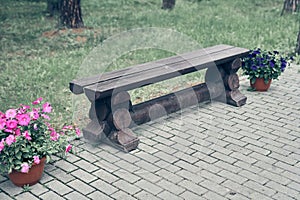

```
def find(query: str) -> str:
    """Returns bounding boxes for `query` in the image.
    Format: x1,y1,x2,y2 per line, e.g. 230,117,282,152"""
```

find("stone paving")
0,65,300,200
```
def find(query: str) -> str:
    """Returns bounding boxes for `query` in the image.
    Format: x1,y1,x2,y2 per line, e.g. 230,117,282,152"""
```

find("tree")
281,1,300,54
60,0,84,28
162,0,176,9
281,0,299,15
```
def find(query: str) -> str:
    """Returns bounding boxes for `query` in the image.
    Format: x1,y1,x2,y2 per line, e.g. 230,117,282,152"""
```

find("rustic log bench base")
70,45,249,152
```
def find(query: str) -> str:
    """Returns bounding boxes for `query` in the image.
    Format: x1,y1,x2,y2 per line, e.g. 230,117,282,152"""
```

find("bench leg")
205,58,247,107
83,92,139,152
82,98,111,144
223,58,247,106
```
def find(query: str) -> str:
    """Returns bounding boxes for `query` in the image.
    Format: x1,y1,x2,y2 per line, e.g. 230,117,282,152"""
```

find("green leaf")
16,152,22,160
264,79,270,84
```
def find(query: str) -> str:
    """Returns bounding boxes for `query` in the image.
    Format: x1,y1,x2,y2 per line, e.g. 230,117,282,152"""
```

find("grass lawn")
0,0,299,124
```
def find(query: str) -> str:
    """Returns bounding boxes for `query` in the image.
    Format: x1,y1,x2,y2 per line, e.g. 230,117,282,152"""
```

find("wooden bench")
70,44,249,152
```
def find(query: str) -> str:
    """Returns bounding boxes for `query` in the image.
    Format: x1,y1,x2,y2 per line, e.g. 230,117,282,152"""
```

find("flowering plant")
0,98,80,174
242,48,293,84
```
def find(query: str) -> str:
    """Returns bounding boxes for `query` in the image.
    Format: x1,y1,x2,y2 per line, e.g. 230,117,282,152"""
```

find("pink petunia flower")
0,118,6,130
6,134,16,146
4,128,13,133
21,104,30,110
6,120,18,130
0,139,5,152
22,131,32,141
15,128,21,136
48,126,54,132
65,144,72,153
62,125,73,131
29,108,40,120
18,104,30,114
5,109,17,119
41,114,50,120
33,124,38,130
32,97,43,105
42,102,52,113
0,111,5,119
21,163,30,173
33,156,40,164
50,131,59,141
75,128,81,136
16,113,31,126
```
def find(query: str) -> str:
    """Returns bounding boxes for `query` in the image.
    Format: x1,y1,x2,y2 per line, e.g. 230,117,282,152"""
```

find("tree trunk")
60,0,84,28
281,0,299,15
296,29,300,54
162,0,176,9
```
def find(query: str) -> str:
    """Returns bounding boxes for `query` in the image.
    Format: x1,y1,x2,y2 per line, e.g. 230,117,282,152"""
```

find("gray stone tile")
93,169,119,184
15,192,39,200
71,169,97,183
39,191,65,200
64,191,90,200
178,179,207,195
90,179,118,195
113,179,141,195
134,191,160,200
0,192,13,200
176,169,204,184
88,191,114,200
135,169,162,183
158,190,184,200
243,180,276,197
68,179,95,195
73,159,99,172
134,179,163,195
0,181,23,196
156,179,185,195
111,190,137,200
45,180,72,195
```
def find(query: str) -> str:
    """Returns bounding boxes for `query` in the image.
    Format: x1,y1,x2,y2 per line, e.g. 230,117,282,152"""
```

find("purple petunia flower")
253,49,261,55
251,65,257,71
281,62,287,72
269,60,275,68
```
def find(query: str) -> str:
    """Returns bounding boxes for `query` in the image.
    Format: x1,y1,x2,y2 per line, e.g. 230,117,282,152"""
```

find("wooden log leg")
105,91,139,152
89,99,110,121
108,128,139,152
82,119,111,144
222,58,247,107
82,98,112,144
226,90,247,107
108,91,133,113
205,58,247,107
205,66,227,103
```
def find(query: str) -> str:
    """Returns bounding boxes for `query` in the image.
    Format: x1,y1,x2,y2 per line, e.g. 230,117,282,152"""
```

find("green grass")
0,0,299,124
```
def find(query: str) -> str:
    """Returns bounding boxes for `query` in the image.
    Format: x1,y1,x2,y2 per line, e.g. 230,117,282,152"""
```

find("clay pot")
8,157,46,187
250,78,272,91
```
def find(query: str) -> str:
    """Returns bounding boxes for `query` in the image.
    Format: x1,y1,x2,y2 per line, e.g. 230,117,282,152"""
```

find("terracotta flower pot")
8,157,46,187
250,78,272,91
